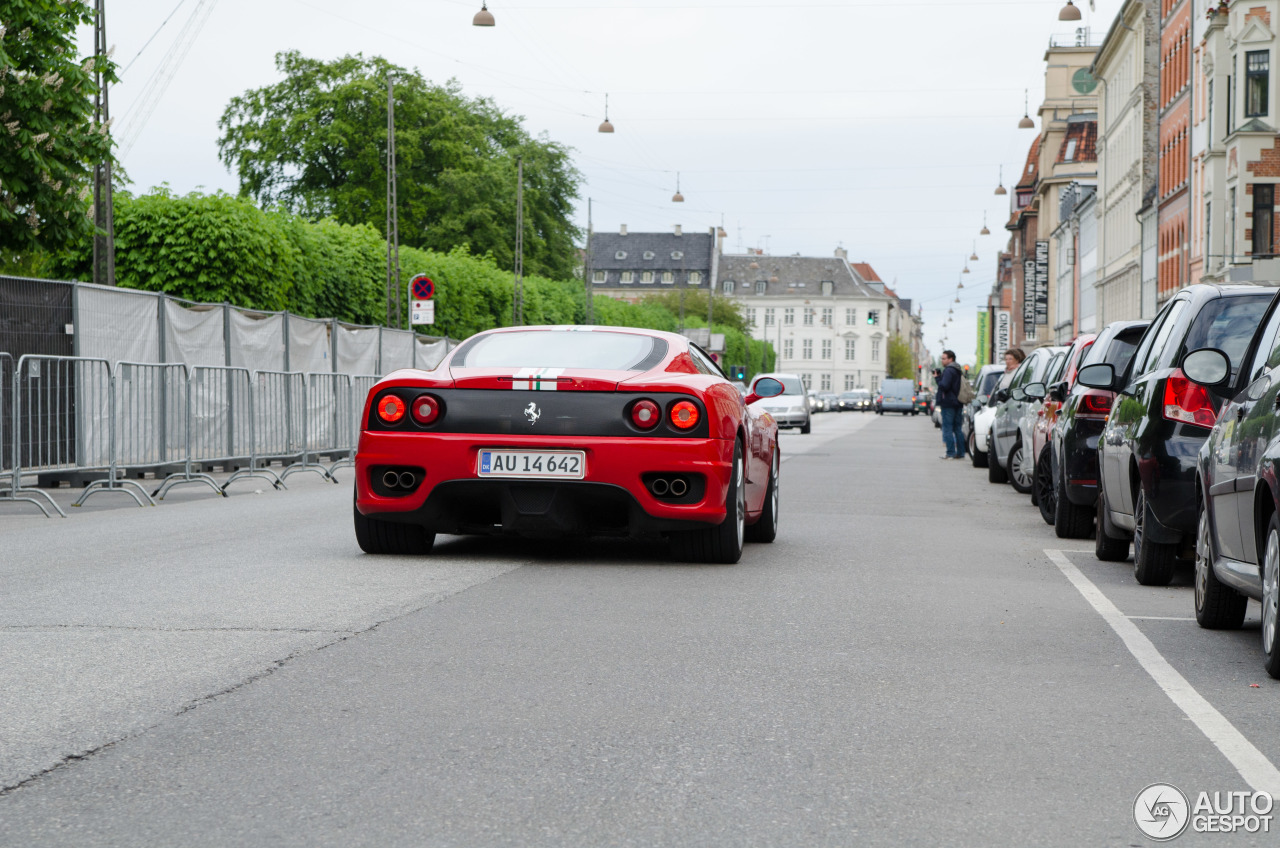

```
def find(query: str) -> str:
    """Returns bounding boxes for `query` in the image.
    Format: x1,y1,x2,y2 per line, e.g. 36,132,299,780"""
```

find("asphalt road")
2,411,1279,846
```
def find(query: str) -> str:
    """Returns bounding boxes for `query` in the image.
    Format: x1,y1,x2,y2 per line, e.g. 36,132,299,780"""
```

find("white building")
719,250,896,394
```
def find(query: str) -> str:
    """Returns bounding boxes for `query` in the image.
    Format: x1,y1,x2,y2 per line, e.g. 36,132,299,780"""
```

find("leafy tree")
0,0,115,260
217,51,582,280
888,335,914,379
637,289,750,334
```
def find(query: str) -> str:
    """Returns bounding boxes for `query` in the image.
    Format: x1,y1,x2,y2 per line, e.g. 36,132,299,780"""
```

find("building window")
803,308,815,326
755,280,767,295
845,308,856,325
689,271,702,285
821,281,834,296
615,251,627,260
1064,139,1078,161
783,339,794,359
871,376,879,393
867,310,880,326
820,374,832,391
802,374,812,390
641,271,654,283
1206,202,1213,268
802,339,813,359
821,339,832,360
621,271,633,284
748,309,757,327
661,271,674,284
764,308,775,326
821,307,833,326
592,270,606,283
1231,187,1238,261
1255,184,1275,258
722,279,734,295
845,339,856,360
643,251,655,260
784,308,795,326
844,374,856,391
671,251,684,260
1247,51,1269,118
871,339,881,362
1208,79,1215,143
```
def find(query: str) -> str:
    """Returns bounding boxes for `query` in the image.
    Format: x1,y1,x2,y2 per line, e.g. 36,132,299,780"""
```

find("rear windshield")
882,380,914,398
1181,294,1273,376
1082,325,1145,375
454,330,666,371
977,370,1002,396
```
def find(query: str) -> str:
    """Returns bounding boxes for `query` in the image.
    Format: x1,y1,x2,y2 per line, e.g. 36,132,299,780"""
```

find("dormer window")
643,251,655,260
615,251,627,260
820,281,834,296
722,279,734,295
755,280,767,295
671,251,684,260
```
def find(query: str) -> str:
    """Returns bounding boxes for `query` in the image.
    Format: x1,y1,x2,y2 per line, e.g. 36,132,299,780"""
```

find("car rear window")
1181,294,1273,377
454,330,666,371
1097,327,1146,375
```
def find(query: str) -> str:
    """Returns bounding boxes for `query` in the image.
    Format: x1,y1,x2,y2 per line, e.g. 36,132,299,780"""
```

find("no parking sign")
409,274,435,325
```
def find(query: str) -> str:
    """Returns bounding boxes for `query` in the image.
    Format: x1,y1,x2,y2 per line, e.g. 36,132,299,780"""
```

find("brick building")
1157,0,1193,302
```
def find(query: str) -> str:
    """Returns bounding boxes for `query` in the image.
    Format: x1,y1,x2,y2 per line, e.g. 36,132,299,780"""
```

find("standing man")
935,350,966,460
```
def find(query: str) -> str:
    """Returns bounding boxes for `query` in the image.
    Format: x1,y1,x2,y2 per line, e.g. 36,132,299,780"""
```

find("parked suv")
1049,320,1149,539
751,372,812,434
1079,284,1277,584
989,345,1067,493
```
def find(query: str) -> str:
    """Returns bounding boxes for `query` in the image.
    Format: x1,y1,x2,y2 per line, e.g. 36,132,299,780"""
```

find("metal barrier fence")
1,357,380,516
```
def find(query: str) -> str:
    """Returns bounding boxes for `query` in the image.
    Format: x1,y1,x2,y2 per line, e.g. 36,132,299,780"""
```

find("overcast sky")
89,0,1128,361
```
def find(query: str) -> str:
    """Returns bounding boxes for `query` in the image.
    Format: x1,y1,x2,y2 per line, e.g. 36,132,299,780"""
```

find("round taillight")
669,400,700,430
631,399,660,430
377,394,406,424
411,394,441,425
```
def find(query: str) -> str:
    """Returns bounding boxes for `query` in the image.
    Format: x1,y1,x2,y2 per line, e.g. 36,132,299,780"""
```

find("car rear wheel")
1035,447,1055,524
1263,514,1280,679
1195,497,1247,629
1132,489,1176,586
745,449,779,544
1007,439,1033,495
987,442,1008,483
1053,460,1094,539
970,431,988,468
353,495,435,555
671,441,746,564
1094,485,1130,562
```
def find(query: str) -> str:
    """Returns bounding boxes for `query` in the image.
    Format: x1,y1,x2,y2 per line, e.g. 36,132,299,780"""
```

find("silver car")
751,372,812,434
989,346,1067,493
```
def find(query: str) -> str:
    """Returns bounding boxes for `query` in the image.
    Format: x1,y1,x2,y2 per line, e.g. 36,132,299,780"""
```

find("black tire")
1053,459,1094,539
1035,447,1055,524
1262,513,1280,679
1094,485,1130,562
799,420,812,434
745,449,779,543
1132,488,1176,586
353,495,435,555
969,430,988,468
671,441,746,564
987,444,1008,483
1194,497,1247,629
1007,439,1033,495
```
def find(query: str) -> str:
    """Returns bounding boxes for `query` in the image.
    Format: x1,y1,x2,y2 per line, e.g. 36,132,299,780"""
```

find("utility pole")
583,198,594,325
92,0,116,287
385,75,401,329
513,157,524,326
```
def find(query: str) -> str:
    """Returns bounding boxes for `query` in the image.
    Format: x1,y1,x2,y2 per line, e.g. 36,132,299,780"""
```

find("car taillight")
411,394,441,425
631,399,660,430
1163,369,1217,428
1077,389,1112,420
670,400,700,430
376,394,406,425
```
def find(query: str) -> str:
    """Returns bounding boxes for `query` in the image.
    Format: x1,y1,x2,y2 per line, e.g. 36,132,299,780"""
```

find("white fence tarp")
335,325,380,376
78,285,160,364
382,329,415,372
288,316,330,374
164,301,226,367
229,310,285,374
416,337,449,370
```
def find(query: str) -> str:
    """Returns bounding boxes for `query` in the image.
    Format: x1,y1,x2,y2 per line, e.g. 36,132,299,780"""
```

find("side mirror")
993,388,1010,403
1048,382,1067,403
746,377,784,405
1024,382,1047,401
1010,387,1027,402
1077,363,1116,391
978,393,990,405
1182,348,1231,388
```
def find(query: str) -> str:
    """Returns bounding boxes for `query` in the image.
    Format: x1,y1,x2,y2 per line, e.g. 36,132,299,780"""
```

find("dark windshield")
454,330,667,371
977,370,1002,396
1181,294,1273,377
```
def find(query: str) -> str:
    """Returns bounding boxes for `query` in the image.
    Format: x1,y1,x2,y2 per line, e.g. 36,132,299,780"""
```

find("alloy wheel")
1196,507,1211,614
735,452,746,550
1133,491,1145,562
1265,529,1279,658
769,451,780,523
1010,445,1032,490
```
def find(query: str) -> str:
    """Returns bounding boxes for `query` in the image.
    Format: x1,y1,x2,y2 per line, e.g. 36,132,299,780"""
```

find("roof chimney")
834,246,848,260
674,224,682,236
620,224,627,236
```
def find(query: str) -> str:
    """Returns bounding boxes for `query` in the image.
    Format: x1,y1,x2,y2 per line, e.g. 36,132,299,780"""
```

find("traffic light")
963,364,970,375
733,364,747,381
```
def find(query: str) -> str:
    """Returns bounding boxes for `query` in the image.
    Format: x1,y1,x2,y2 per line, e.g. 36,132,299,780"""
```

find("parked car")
1080,283,1277,584
988,345,1067,493
1049,320,1150,539
1185,294,1280,678
1030,334,1095,523
965,365,1005,465
751,372,812,434
877,378,916,415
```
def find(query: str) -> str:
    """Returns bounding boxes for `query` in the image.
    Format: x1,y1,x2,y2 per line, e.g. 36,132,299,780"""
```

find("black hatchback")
1077,284,1279,584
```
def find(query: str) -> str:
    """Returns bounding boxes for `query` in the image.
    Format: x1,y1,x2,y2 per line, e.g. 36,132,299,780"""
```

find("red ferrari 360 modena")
353,325,784,563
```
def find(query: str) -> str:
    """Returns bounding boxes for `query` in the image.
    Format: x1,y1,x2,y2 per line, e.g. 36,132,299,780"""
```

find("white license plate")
477,450,586,480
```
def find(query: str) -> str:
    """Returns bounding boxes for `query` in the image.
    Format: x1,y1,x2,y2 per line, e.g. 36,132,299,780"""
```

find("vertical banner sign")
994,310,1011,361
1035,240,1050,326
976,312,990,368
410,274,435,326
1023,257,1037,329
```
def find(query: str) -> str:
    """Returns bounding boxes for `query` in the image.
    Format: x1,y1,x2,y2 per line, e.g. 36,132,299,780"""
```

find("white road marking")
1046,548,1280,798
1127,616,1198,622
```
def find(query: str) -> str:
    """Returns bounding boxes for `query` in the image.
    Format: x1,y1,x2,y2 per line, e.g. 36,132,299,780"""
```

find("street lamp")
598,93,614,133
995,166,1007,196
1018,90,1036,129
981,212,991,236
1059,1,1082,22
473,1,495,26
671,172,684,203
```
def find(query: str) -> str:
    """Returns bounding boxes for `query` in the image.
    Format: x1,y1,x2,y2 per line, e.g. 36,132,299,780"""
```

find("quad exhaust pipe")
382,470,418,491
648,476,689,499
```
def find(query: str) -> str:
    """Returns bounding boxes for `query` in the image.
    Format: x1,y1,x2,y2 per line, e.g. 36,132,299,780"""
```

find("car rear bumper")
1061,419,1105,506
355,431,735,535
881,402,913,412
